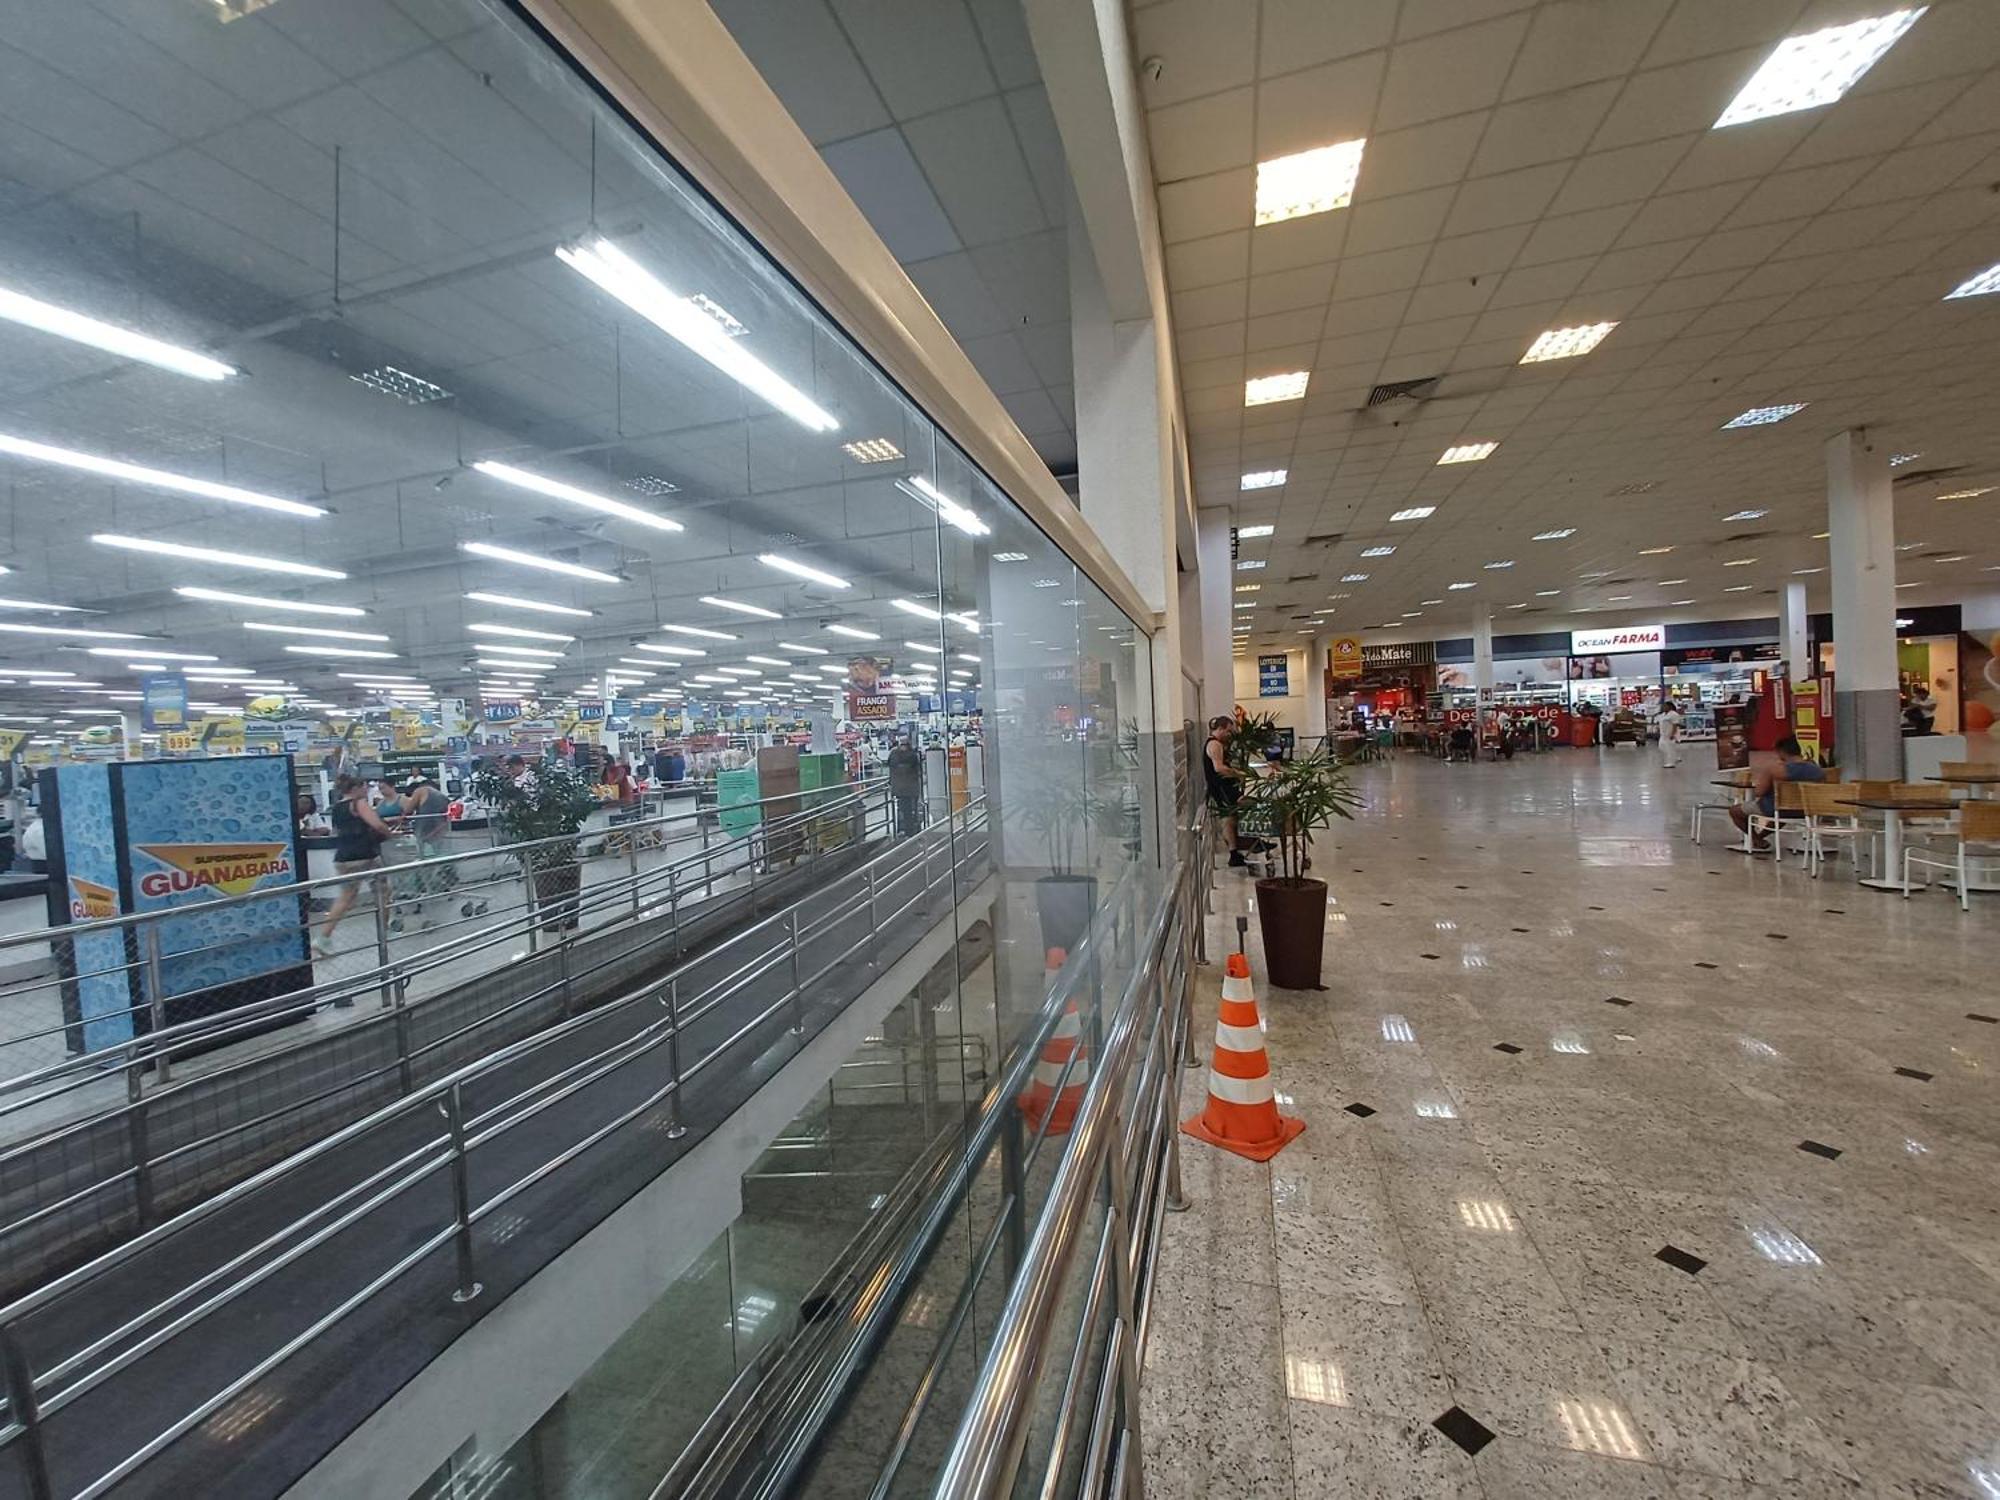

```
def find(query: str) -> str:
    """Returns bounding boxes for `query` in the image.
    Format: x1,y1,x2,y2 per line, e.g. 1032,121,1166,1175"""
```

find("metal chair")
1748,779,1811,862
1905,801,2000,912
1799,781,1874,878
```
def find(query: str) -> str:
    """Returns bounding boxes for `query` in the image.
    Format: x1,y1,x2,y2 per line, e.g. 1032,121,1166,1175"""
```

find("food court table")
1928,772,2000,799
1846,797,1960,893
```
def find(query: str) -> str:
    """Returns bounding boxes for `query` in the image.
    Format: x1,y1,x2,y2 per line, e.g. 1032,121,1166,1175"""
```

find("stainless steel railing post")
444,1083,482,1304
663,979,687,1140
999,1107,1027,1277
0,1323,52,1500
127,1095,155,1229
372,880,396,1010
665,865,681,958
865,865,881,969
521,858,540,955
787,909,805,1036
142,926,171,1085
626,827,642,920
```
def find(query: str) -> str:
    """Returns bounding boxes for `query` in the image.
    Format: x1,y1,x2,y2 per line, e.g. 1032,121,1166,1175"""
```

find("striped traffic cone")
1018,948,1087,1136
1181,952,1304,1161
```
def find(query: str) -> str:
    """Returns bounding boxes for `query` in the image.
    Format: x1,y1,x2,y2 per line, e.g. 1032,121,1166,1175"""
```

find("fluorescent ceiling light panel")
904,641,942,654
1437,441,1497,465
699,595,781,620
1721,508,1769,521
0,597,82,612
1714,9,1927,129
1532,528,1576,541
1520,322,1617,363
173,586,363,618
1890,452,1923,466
841,438,902,463
744,655,790,667
0,619,147,640
630,642,707,657
556,237,838,431
896,476,988,537
83,646,213,661
657,623,738,641
472,459,682,532
284,645,397,658
1359,546,1395,557
462,591,594,618
472,643,564,658
1237,560,1265,571
1388,507,1435,522
774,640,828,656
1724,557,1758,567
758,553,850,589
1637,546,1675,556
1244,372,1308,407
890,598,942,621
1722,403,1807,429
1447,581,1477,590
1535,590,1562,597
468,621,574,642
0,433,322,517
1240,470,1286,490
1340,573,1369,582
1945,263,2000,300
1937,486,1994,501
825,624,879,640
1254,140,1365,225
991,551,1027,563
1235,524,1276,539
461,541,619,585
243,622,389,641
0,284,234,379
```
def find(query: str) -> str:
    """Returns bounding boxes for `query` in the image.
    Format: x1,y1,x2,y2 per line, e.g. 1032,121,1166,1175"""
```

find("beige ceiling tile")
1186,407,1244,435
1716,158,1873,228
1397,0,1538,42
1612,181,1755,249
1247,265,1336,317
1255,50,1386,158
1174,321,1248,362
1422,223,1534,285
1359,113,1489,198
1403,278,1498,323
1548,137,1696,215
1632,267,1751,315
1775,202,1912,260
1670,220,1802,278
1577,237,1700,292
1851,0,2000,94
1171,278,1248,330
1553,283,1654,320
1184,383,1244,415
1781,77,1970,168
1247,310,1325,351
1388,315,1478,358
1179,352,1247,391
1157,166,1253,243
1590,49,1766,151
1323,289,1415,336
1246,345,1319,380
1375,12,1535,133
1502,0,1675,102
1164,229,1249,291
1640,0,1801,68
1677,292,1791,338
1133,0,1258,108
1836,134,2000,209
1515,204,1640,267
1894,183,2000,241
1317,328,1396,368
1471,79,1624,176
1453,335,1534,372
1442,162,1570,236
1249,212,1349,275
1485,257,1594,309
1344,185,1456,256
1258,0,1397,73
1658,115,1815,192
1909,71,2000,145
1469,298,1568,342
1817,235,1951,288
1148,87,1255,182
1332,246,1428,302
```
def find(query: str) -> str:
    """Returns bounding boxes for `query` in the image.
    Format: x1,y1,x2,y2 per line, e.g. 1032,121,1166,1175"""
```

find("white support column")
1826,430,1901,779
1196,512,1234,726
1304,639,1329,744
1472,613,1495,697
1782,581,1812,684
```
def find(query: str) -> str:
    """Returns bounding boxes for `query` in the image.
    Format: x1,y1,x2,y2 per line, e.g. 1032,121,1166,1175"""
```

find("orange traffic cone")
1182,952,1304,1161
1018,948,1088,1136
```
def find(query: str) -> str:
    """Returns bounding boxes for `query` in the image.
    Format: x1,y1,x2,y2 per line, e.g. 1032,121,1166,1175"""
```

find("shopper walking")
399,774,452,930
1204,716,1251,867
1657,702,1684,769
887,736,924,836
314,774,397,963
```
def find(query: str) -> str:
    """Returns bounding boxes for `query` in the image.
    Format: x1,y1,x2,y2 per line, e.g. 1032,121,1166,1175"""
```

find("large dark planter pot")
533,859,583,931
1035,874,1099,959
1255,876,1328,990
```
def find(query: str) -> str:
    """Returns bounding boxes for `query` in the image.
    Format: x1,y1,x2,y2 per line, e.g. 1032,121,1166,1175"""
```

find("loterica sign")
1570,624,1665,654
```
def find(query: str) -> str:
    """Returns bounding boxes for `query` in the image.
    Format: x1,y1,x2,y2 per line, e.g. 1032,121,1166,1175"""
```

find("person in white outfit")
1657,703,1683,769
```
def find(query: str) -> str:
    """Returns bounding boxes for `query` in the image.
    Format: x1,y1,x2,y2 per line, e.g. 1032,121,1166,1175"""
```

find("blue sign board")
141,675,188,731
1257,654,1290,698
483,702,522,722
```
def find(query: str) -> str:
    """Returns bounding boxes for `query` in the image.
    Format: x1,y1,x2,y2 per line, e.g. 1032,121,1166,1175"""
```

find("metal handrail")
0,798,993,1500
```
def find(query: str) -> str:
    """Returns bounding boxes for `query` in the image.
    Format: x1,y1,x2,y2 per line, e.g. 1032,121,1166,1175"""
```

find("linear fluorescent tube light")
462,591,594,618
0,598,84,612
0,433,322,517
472,643,564,659
1722,509,1769,521
556,238,838,431
285,645,397,658
744,655,790,667
946,612,979,634
905,641,942,655
181,668,258,677
175,586,363,617
0,284,234,379
0,620,149,639
696,595,781,621
825,624,878,640
757,553,850,590
1244,372,1308,407
895,476,989,537
1520,323,1617,363
1254,139,1365,225
468,621,575,642
460,541,620,585
337,672,417,681
1240,470,1286,490
1714,9,1926,129
476,659,549,672
84,646,214,661
471,459,682,533
1438,441,1498,465
243,622,391,641
891,598,942,621
774,640,829,656
630,644,707,661
1532,529,1576,540
655,624,739,645
94,533,346,579
714,667,760,678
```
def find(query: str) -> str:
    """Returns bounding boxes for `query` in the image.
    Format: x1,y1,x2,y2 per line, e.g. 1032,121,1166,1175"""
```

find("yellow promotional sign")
205,716,246,753
1330,637,1364,681
0,728,27,760
161,731,201,754
68,877,119,920
134,842,294,899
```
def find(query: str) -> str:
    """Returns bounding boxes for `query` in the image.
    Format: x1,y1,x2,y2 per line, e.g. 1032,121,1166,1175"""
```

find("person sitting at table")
1728,736,1826,850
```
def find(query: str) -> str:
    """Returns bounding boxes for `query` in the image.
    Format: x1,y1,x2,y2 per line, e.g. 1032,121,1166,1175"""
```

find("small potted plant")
1237,751,1360,989
1010,779,1111,955
1228,708,1283,770
471,757,599,931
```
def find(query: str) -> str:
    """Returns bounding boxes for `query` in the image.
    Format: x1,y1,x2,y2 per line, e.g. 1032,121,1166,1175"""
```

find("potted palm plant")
1010,779,1109,955
472,758,599,931
1237,751,1360,989
1228,708,1283,770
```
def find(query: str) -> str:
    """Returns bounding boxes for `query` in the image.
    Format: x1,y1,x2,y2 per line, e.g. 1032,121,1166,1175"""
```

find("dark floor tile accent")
1969,1013,1999,1024
1895,1067,1934,1082
1652,886,1668,892
1587,905,1605,911
1655,1245,1708,1276
1493,1043,1523,1054
1454,884,1469,890
1510,926,1531,933
1344,1102,1377,1118
1379,901,1395,907
1605,996,1633,1007
1421,953,1440,960
1824,908,1845,915
1799,1140,1842,1160
1766,932,1789,941
1694,961,1719,969
1432,1406,1496,1457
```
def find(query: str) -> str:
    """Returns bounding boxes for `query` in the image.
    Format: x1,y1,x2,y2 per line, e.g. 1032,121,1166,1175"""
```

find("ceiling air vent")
1892,465,1966,488
1304,531,1346,547
1365,375,1440,407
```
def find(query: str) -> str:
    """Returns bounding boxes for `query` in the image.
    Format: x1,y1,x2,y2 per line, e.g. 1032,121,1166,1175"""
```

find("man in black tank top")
1203,716,1250,867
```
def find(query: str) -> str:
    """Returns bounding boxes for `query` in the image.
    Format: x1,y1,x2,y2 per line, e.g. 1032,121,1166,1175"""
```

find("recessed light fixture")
351,365,450,404
1714,9,1927,129
473,460,681,532
1236,524,1276,538
1254,140,1366,225
758,553,851,589
1341,573,1369,582
244,622,390,642
475,643,564,659
558,237,838,431
1656,578,1688,586
1945,263,2000,301
1360,546,1395,558
1234,601,1256,611
1520,323,1617,363
1389,507,1435,522
1532,528,1575,541
630,642,707,658
95,533,346,579
699,595,782,620
1895,581,1921,589
1483,560,1514,570
1032,578,1062,589
467,621,575,643
1235,584,1260,593
284,644,397,659
1507,602,1530,610
82,646,212,661
1895,541,1925,552
1245,372,1308,407
1722,585,1753,593
1438,442,1497,465
1535,590,1561,597
891,598,944,621
0,283,234,379
1401,611,1423,618
1669,599,1697,606
744,655,791,667
1722,509,1769,521
462,591,594,618
992,551,1028,563
462,541,619,585
1792,567,1825,576
1937,486,1994,501
824,623,880,640
657,623,739,642
774,640,829,656
840,438,903,464
1447,582,1476,591
1637,546,1675,556
1237,560,1266,571
1420,598,1443,606
1722,403,1807,429
1605,595,1633,602
1723,557,1758,566
1240,470,1287,491
1889,451,1923,466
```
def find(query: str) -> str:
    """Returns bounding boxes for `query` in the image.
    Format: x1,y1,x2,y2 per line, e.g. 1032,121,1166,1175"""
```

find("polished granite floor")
1145,747,1999,1500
